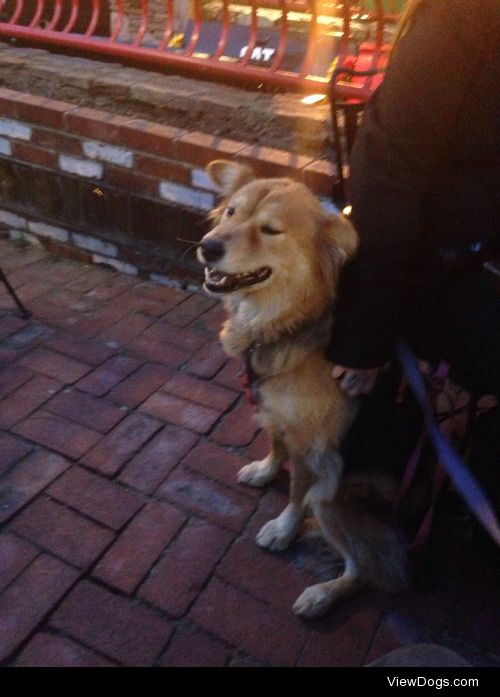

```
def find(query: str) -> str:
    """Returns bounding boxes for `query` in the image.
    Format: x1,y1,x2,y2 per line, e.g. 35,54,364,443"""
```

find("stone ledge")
0,83,337,286
0,40,332,158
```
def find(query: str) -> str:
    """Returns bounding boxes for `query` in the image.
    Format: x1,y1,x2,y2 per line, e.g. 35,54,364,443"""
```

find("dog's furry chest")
243,340,353,437
221,311,355,445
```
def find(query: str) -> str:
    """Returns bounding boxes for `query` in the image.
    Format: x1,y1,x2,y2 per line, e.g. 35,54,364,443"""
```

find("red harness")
241,343,261,408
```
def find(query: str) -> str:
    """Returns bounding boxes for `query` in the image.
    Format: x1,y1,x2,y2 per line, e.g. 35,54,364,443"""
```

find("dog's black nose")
200,239,225,263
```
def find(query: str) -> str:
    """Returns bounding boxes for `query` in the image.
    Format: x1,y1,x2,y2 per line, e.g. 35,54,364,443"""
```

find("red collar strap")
241,342,261,408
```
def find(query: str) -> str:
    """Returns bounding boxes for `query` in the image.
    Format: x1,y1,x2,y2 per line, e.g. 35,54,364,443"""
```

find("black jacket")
326,0,500,369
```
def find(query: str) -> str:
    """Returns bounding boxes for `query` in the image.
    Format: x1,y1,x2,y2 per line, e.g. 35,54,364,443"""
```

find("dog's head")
198,161,357,308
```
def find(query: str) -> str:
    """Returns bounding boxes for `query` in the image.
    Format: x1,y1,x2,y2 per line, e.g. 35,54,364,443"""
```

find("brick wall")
0,87,336,286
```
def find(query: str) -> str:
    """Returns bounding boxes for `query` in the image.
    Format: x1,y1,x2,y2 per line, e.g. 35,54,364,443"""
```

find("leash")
397,338,500,547
395,358,450,549
394,361,449,550
396,360,450,508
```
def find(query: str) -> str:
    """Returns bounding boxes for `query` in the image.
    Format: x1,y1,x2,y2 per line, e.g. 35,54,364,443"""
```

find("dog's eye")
225,206,235,218
260,224,283,236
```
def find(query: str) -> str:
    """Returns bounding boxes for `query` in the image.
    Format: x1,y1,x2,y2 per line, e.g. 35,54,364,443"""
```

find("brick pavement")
1,237,499,667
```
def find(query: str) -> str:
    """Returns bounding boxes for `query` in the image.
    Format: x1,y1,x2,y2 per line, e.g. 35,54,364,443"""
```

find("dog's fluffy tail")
333,474,408,593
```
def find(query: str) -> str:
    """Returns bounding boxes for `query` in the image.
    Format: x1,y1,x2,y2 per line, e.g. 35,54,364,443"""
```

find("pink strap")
396,360,451,548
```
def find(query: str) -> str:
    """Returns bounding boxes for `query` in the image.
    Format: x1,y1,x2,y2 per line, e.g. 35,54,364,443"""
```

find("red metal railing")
0,1,401,97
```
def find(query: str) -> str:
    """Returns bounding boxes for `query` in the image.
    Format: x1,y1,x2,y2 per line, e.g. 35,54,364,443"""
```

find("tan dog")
198,160,407,617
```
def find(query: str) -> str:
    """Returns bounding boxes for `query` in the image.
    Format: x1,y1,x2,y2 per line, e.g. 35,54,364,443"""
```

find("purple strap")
397,339,500,547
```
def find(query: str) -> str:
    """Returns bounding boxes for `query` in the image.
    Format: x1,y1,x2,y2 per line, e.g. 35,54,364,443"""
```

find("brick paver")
80,412,162,476
0,532,38,593
183,339,228,378
211,398,261,447
157,466,256,532
16,347,92,383
142,322,209,353
161,372,238,412
157,626,229,667
77,354,142,396
0,432,33,475
48,466,143,530
107,363,172,408
0,363,32,397
138,518,233,617
93,501,186,594
181,440,260,498
139,390,221,434
50,580,173,666
0,554,79,663
11,496,114,568
42,330,116,366
1,237,499,668
13,410,102,459
216,537,318,614
125,335,186,367
118,424,198,493
296,606,383,667
189,577,309,666
0,374,63,429
0,449,71,524
44,387,126,433
15,632,118,667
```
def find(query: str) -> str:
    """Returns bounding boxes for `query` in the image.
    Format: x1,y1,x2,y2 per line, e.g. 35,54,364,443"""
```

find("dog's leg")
293,496,362,618
293,561,363,618
256,459,311,551
238,433,288,488
293,470,408,618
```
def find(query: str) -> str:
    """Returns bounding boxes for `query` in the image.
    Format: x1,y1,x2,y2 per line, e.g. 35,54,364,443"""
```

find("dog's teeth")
204,265,271,293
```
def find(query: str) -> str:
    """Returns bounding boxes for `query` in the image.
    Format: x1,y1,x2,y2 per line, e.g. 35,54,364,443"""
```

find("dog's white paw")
292,583,334,618
237,460,278,488
256,516,296,551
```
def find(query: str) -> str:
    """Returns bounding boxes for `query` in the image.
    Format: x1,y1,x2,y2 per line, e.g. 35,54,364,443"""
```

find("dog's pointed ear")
316,213,358,290
321,213,358,264
207,160,254,196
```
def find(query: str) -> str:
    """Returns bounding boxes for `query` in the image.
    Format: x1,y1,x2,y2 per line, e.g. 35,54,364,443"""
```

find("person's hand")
331,365,381,397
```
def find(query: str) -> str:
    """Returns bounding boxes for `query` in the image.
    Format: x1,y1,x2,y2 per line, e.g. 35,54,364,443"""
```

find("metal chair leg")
0,266,32,319
328,65,384,209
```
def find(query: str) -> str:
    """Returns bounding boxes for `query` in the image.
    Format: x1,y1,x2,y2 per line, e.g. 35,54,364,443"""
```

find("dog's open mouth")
204,266,272,293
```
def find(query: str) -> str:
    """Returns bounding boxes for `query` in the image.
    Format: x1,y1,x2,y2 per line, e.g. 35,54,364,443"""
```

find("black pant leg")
439,268,500,395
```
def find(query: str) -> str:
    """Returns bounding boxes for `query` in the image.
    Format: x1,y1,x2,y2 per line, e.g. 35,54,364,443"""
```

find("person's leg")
340,364,423,480
439,267,500,395
468,405,500,579
439,267,500,571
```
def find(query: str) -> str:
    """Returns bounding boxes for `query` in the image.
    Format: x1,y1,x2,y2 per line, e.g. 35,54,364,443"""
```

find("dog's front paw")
238,459,279,487
256,516,296,551
292,582,334,619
